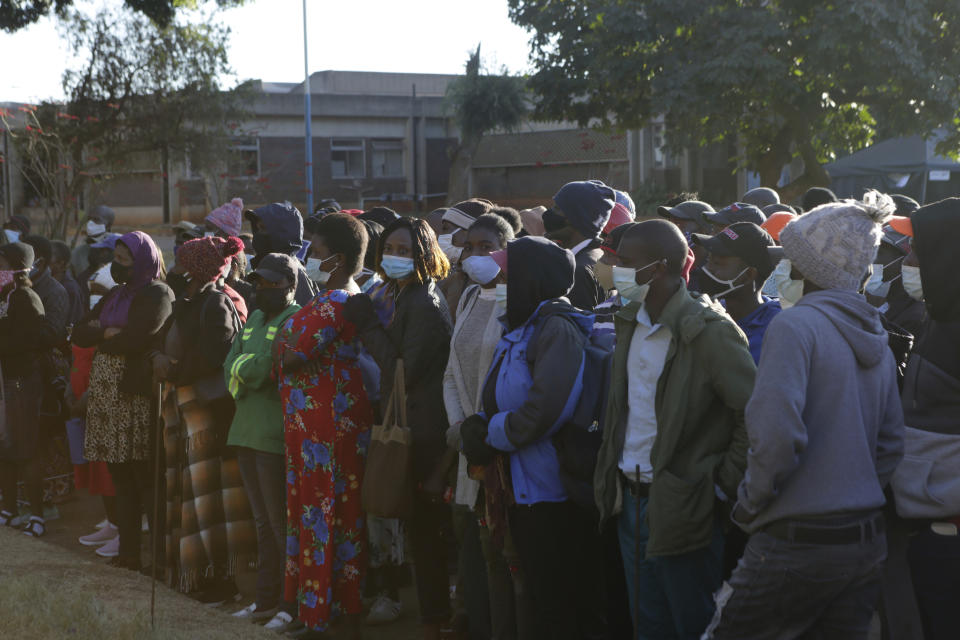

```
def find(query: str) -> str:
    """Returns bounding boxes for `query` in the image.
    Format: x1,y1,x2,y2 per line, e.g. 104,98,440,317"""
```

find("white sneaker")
233,603,278,621
94,518,110,530
79,524,117,546
263,611,293,631
95,535,120,557
365,596,402,625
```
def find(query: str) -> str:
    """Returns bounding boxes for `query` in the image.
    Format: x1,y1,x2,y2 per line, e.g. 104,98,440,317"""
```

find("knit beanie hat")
553,180,615,240
177,236,244,284
0,241,34,271
779,191,895,291
205,198,244,237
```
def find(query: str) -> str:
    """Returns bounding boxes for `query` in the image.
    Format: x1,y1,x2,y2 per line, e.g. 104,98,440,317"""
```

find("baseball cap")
762,203,796,217
761,211,798,243
600,222,639,256
657,200,714,221
90,232,123,249
887,216,913,238
692,223,777,275
248,253,299,286
741,187,780,209
703,203,766,227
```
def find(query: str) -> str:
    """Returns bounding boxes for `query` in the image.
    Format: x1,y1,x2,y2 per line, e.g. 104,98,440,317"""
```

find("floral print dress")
278,289,373,631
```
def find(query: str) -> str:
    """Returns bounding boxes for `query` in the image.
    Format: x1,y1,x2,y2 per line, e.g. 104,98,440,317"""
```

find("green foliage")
2,6,247,237
508,0,960,193
0,0,246,32
445,45,529,146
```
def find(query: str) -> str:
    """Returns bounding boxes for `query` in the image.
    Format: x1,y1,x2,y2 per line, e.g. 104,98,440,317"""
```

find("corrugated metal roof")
472,129,628,168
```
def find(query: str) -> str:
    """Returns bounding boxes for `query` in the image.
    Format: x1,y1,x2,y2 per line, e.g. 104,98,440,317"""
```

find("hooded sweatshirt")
483,237,592,504
250,205,316,306
734,289,904,532
891,199,960,519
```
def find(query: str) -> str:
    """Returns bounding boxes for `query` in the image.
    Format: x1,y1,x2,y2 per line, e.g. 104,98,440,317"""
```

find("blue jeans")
618,494,724,640
707,523,886,639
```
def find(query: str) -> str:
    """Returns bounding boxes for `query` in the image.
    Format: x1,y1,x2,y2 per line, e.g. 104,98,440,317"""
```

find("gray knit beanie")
780,191,895,291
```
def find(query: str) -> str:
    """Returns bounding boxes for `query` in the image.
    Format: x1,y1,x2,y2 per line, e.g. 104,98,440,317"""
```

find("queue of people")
0,179,957,640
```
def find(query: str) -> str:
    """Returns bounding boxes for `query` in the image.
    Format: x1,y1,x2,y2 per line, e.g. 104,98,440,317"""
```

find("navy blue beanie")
553,181,615,240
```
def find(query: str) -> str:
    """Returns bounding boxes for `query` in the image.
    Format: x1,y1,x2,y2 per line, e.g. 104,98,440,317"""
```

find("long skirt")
84,353,152,463
162,384,257,592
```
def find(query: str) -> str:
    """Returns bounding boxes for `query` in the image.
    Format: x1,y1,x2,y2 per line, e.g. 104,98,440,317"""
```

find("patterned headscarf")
177,236,244,284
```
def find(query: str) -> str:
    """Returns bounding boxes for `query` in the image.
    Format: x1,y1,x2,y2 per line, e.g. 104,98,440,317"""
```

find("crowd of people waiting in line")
0,176,957,640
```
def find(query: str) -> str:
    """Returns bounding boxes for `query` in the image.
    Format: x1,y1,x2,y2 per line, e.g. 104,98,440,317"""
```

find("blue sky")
1,0,533,103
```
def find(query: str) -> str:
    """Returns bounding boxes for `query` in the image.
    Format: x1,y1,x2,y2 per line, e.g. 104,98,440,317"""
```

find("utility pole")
302,0,314,215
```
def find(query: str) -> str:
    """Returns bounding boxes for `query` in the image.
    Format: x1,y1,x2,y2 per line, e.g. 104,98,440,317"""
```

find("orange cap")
760,211,798,242
887,216,913,238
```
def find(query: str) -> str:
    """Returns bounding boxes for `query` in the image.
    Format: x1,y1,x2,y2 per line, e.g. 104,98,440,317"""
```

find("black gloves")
461,414,497,466
342,293,378,330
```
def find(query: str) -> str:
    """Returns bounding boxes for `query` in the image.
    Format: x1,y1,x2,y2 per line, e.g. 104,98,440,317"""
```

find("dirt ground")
4,490,424,640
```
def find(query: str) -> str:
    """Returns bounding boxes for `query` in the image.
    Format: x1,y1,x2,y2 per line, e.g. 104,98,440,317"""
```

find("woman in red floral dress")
278,214,373,638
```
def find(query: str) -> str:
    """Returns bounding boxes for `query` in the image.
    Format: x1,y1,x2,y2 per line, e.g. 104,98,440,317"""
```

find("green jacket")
224,304,301,455
594,283,755,557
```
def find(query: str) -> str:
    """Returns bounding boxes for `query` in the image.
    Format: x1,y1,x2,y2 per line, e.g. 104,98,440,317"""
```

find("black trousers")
108,459,164,566
409,492,453,624
509,501,607,640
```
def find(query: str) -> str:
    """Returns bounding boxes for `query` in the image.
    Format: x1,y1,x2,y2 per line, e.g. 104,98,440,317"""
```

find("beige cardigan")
443,284,505,507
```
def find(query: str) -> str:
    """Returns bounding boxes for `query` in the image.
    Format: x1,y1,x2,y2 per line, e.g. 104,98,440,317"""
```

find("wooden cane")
150,381,163,629
634,463,641,640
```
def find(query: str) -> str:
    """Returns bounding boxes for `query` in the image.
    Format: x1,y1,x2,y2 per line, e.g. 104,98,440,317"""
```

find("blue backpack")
529,303,615,511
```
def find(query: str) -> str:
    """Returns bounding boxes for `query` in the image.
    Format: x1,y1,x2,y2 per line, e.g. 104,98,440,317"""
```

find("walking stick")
151,381,164,630
634,464,641,640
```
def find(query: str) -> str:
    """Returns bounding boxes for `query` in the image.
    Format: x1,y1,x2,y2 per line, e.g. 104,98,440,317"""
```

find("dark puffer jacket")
891,198,960,519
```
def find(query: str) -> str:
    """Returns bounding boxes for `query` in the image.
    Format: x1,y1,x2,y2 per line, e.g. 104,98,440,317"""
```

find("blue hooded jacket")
481,237,592,504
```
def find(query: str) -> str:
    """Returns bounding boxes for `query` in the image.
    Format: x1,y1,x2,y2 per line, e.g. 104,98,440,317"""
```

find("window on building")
372,139,404,178
331,139,365,178
227,137,260,178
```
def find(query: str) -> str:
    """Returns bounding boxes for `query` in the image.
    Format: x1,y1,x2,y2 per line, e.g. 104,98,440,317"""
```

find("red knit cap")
177,236,244,284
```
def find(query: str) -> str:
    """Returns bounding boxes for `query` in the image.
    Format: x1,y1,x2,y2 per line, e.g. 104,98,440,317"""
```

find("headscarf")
99,231,162,329
176,236,244,284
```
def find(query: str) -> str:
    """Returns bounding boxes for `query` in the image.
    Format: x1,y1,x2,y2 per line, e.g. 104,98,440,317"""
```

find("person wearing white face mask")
71,205,115,279
594,220,755,640
438,201,486,324
885,199,960,640
691,223,781,366
439,214,519,640
343,216,455,640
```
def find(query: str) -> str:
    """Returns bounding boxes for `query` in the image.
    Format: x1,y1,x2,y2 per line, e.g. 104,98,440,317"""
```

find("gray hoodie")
733,289,904,532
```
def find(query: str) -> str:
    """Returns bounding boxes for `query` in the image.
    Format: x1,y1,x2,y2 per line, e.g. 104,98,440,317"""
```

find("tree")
0,0,246,32
2,6,249,238
508,0,960,199
444,45,528,201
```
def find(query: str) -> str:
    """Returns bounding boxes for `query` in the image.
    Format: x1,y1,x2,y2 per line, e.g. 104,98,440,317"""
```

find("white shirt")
619,305,672,482
570,238,593,256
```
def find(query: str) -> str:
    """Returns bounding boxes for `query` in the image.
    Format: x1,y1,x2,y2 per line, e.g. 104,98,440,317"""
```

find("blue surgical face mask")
4,229,20,243
381,255,415,281
359,269,382,293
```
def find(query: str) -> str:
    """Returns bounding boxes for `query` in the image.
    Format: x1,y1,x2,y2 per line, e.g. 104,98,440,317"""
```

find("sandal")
22,516,45,537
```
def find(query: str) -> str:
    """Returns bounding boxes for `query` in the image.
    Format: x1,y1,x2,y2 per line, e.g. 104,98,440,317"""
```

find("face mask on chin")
437,233,463,264
700,265,749,299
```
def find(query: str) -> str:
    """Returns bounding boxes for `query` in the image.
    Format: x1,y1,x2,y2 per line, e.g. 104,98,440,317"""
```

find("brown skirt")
84,353,154,463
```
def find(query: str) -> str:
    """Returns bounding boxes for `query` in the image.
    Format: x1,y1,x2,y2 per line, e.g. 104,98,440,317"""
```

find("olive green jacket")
594,283,756,557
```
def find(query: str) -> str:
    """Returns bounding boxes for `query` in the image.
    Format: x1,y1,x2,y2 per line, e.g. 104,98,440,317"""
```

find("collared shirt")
570,238,593,256
619,305,672,482
737,296,782,364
